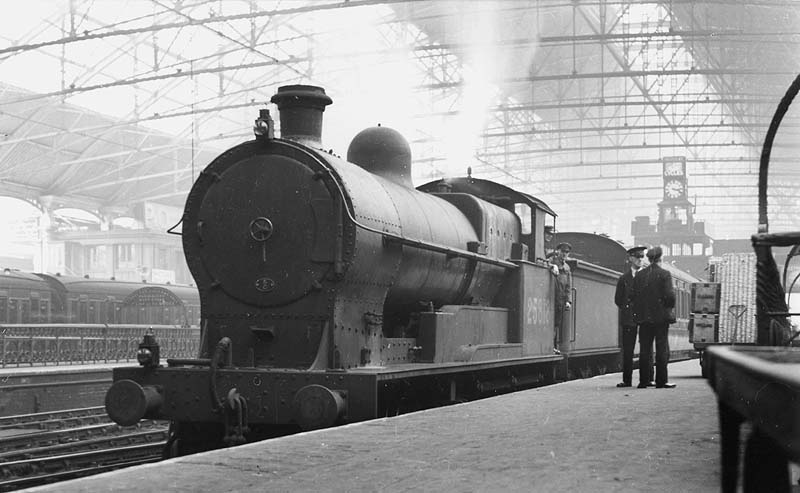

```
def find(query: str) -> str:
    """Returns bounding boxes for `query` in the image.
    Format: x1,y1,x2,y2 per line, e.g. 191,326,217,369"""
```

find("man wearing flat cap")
614,245,646,387
632,246,677,389
549,242,572,353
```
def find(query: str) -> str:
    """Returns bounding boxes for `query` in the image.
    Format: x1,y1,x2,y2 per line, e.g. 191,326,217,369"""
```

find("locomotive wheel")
163,438,180,459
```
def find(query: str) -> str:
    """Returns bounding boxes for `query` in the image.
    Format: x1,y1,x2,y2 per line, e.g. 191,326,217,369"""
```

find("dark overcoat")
632,263,676,325
614,269,636,327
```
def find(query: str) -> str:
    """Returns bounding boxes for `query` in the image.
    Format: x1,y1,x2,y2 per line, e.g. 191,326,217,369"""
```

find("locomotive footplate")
106,353,568,431
351,354,564,380
363,354,569,408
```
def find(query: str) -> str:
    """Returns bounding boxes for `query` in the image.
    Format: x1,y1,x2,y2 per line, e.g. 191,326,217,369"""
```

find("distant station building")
46,202,192,285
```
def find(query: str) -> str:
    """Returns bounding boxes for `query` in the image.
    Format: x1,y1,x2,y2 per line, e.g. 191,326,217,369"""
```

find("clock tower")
663,157,687,200
659,156,692,229
631,156,713,277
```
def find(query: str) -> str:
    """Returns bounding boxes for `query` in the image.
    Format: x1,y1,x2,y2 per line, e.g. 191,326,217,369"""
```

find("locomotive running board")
349,354,564,380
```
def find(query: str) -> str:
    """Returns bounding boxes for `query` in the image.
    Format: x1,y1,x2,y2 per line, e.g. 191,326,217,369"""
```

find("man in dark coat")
632,246,677,389
549,242,572,354
614,246,646,387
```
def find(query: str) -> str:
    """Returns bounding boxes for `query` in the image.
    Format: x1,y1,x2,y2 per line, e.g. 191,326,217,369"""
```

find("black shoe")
637,383,648,389
647,381,656,387
616,382,631,388
656,383,677,389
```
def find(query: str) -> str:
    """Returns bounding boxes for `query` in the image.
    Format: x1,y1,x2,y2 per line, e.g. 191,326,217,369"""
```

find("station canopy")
0,0,798,241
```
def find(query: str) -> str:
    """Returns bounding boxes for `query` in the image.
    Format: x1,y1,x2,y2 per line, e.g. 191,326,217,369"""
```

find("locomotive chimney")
270,85,332,147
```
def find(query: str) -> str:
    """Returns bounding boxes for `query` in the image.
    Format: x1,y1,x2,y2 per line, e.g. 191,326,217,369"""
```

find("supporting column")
34,197,56,273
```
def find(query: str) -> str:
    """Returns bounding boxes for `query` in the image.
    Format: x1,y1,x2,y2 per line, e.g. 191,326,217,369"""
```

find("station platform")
24,358,735,492
0,362,135,375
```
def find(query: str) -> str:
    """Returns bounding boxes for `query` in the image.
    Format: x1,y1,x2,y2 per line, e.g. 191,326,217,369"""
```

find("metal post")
728,304,747,345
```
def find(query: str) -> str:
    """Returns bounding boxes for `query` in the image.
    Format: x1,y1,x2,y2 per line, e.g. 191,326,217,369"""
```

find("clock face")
664,161,684,176
664,179,685,199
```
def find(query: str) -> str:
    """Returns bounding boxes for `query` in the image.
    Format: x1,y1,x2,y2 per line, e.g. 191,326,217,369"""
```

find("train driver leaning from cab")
549,242,572,354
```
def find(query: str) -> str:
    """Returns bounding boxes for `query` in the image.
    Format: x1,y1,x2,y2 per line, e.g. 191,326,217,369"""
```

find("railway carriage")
0,271,200,326
36,274,144,324
0,270,53,324
661,261,702,357
123,284,201,327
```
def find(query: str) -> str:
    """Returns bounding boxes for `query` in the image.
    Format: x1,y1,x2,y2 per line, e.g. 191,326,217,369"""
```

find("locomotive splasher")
105,85,610,454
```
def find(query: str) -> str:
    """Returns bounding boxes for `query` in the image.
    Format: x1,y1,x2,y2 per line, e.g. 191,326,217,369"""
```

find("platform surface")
29,359,724,492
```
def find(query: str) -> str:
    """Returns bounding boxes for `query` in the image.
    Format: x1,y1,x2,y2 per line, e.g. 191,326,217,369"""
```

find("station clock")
664,179,686,199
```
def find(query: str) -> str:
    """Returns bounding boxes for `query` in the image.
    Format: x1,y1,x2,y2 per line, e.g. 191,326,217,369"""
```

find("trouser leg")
621,325,637,384
638,323,654,386
654,323,670,386
650,346,655,382
553,301,563,349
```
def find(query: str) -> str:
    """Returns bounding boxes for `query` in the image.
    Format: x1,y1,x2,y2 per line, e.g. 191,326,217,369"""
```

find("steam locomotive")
104,85,681,455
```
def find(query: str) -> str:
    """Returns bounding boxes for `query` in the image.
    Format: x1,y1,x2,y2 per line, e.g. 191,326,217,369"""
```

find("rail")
0,324,200,368
0,440,165,491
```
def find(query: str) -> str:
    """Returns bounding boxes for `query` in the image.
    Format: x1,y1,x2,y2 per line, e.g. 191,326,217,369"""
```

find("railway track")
0,408,168,491
0,406,108,430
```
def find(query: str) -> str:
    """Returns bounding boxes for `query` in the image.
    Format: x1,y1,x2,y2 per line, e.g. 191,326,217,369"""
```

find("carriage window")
79,301,88,323
29,293,40,323
684,291,690,318
8,299,19,324
0,296,8,323
90,301,100,323
41,300,50,322
70,300,78,322
107,301,116,323
20,299,30,323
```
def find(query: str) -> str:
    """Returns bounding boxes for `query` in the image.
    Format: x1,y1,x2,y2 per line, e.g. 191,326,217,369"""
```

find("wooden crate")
689,313,719,343
690,282,721,314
